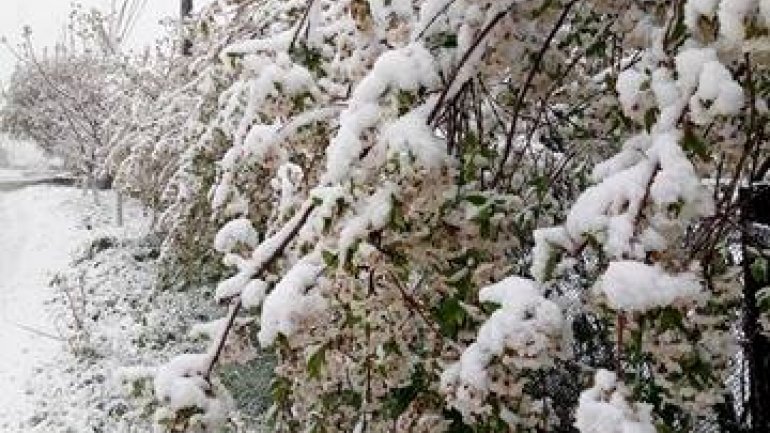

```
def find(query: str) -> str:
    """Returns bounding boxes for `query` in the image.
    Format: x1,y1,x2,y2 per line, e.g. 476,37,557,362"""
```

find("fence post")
740,183,770,433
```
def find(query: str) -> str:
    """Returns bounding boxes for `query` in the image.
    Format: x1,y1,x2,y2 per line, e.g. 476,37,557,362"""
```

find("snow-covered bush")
6,0,768,431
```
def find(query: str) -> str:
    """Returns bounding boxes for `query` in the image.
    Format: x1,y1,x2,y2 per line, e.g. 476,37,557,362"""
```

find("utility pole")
181,0,193,56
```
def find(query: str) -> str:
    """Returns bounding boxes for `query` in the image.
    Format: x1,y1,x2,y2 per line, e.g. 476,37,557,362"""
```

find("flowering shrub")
135,0,769,431
5,0,770,431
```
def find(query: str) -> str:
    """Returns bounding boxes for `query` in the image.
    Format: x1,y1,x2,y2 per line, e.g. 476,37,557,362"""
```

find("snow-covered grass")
0,181,144,430
0,176,272,432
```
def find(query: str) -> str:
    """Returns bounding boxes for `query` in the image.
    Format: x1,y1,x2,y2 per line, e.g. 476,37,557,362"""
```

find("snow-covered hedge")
5,0,770,431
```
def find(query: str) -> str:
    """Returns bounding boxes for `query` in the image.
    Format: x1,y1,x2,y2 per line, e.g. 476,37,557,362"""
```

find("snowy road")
0,176,92,428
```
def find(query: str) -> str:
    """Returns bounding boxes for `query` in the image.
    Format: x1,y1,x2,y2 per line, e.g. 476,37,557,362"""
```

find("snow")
674,47,717,92
241,279,269,309
648,132,715,216
380,105,449,169
592,134,650,182
369,0,414,25
257,255,325,346
270,162,304,221
566,159,654,255
531,226,575,281
763,0,770,26
352,44,438,103
718,0,755,43
154,353,212,411
0,138,53,170
574,370,656,433
415,0,457,37
216,272,253,301
690,60,744,124
322,44,440,184
616,68,647,119
338,184,396,260
596,261,703,311
684,0,719,31
222,30,294,57
0,168,148,430
214,218,260,253
153,354,231,429
442,277,562,410
0,185,80,428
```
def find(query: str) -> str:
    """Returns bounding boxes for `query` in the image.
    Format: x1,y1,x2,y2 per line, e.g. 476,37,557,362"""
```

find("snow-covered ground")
0,184,87,425
0,142,269,432
0,180,146,431
0,140,146,430
0,141,75,427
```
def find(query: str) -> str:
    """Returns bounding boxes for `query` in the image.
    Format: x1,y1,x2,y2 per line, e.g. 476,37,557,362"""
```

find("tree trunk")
740,183,770,433
115,190,124,227
90,175,100,206
181,0,193,56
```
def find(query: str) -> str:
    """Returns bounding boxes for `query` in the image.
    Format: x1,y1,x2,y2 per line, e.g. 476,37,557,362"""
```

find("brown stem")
288,0,316,53
492,0,579,186
204,202,317,379
616,312,626,373
427,8,511,125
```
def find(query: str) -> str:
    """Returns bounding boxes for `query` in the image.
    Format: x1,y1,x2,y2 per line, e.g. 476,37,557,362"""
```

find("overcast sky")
0,0,207,87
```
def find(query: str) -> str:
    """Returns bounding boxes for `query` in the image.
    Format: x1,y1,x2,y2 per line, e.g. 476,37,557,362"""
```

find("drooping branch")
204,201,318,379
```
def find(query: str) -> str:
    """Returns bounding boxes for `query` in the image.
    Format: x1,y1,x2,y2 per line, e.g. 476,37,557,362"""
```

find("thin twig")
492,0,579,186
427,8,511,125
12,322,67,342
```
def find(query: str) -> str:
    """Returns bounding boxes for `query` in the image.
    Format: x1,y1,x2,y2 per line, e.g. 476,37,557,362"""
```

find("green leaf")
396,90,417,116
586,38,606,57
322,389,362,411
541,250,562,281
382,339,401,355
438,33,458,48
757,287,770,311
682,127,710,161
667,200,685,218
480,301,501,315
644,107,659,132
270,376,292,404
383,365,428,418
668,18,688,46
433,297,467,337
657,307,685,332
472,206,493,239
321,250,338,268
533,0,555,18
465,194,487,206
428,32,458,49
751,257,768,284
307,344,327,379
389,197,408,231
289,43,325,76
322,217,332,234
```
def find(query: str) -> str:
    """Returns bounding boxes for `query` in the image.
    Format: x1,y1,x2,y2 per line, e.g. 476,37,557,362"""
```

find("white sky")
0,0,212,87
